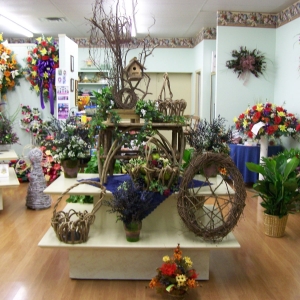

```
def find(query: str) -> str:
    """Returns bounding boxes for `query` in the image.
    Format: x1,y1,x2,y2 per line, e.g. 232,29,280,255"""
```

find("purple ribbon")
37,58,56,115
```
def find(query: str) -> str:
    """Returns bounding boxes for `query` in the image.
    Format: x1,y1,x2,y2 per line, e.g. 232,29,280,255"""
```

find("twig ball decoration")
177,152,246,242
26,147,52,210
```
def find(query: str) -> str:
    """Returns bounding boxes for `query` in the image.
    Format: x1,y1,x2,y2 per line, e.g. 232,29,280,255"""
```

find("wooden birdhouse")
124,57,146,81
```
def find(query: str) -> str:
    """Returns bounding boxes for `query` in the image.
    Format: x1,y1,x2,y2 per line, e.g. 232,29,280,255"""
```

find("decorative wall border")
6,0,300,48
217,11,277,28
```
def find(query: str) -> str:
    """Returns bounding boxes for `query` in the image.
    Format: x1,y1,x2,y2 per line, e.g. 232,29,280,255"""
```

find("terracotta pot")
61,160,79,178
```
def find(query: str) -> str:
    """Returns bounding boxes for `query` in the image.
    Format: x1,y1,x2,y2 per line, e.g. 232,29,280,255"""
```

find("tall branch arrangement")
87,0,158,108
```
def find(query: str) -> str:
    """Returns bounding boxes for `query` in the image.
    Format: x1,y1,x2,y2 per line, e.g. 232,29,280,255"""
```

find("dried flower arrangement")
226,46,266,79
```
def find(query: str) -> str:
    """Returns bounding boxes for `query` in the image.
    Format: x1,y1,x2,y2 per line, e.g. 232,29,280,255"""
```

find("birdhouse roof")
124,57,146,71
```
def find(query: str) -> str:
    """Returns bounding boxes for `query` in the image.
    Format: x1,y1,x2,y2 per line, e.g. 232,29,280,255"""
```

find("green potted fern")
246,153,300,237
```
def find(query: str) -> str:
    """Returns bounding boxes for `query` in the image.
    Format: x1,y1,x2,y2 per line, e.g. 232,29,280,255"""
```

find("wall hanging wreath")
226,46,266,80
24,36,59,115
0,33,23,98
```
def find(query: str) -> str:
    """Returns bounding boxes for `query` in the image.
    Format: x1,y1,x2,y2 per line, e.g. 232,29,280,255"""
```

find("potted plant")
185,115,232,177
246,153,300,237
0,111,19,150
102,179,155,242
149,244,198,299
41,116,91,178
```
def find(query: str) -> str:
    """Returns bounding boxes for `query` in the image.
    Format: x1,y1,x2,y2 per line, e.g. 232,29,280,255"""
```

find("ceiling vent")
39,17,67,23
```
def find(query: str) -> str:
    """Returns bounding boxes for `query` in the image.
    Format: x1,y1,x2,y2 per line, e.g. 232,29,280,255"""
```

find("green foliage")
246,152,300,217
186,115,232,155
66,195,93,204
182,148,194,170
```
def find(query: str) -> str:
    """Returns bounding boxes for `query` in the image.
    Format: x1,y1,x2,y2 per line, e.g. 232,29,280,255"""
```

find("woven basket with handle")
51,180,106,244
154,73,187,118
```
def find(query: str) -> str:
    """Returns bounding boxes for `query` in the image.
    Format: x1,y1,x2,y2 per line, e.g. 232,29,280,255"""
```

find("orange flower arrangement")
234,102,300,140
149,244,198,297
0,33,23,97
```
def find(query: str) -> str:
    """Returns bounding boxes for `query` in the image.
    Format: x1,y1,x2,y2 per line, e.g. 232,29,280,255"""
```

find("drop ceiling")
0,0,297,39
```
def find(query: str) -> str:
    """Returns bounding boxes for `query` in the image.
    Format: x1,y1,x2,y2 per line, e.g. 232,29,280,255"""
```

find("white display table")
39,174,240,280
0,148,19,161
0,149,19,210
0,168,20,210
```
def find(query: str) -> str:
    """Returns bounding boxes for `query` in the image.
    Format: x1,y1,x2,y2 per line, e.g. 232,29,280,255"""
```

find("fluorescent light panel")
0,15,33,37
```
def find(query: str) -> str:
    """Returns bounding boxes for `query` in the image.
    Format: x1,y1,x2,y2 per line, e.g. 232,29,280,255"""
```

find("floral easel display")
0,33,23,101
149,244,198,299
24,36,59,115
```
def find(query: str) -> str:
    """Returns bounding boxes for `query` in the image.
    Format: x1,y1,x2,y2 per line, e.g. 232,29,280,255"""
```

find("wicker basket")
51,180,106,244
263,213,288,238
154,73,187,118
126,132,180,191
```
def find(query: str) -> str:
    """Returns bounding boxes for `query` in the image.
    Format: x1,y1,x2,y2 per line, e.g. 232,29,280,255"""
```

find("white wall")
274,18,300,149
215,26,276,127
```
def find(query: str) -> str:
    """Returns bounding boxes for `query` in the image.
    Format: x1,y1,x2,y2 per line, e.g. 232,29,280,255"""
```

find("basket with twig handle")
51,180,106,244
154,73,187,118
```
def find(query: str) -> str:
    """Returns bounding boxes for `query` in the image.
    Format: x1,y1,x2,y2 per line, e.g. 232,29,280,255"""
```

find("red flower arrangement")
40,136,62,185
234,102,300,140
149,244,198,297
24,36,59,115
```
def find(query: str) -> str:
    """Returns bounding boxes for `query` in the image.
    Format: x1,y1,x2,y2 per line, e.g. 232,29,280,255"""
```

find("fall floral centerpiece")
226,46,266,79
149,244,198,298
24,36,59,115
234,102,300,141
0,33,23,97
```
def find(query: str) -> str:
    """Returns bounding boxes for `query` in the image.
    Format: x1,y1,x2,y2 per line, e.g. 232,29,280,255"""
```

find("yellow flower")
40,48,47,56
256,103,263,112
183,256,193,268
31,70,37,77
243,119,248,128
278,111,286,117
43,72,49,79
32,59,36,65
279,125,287,132
176,274,187,287
46,37,52,42
36,37,42,43
34,85,40,92
233,117,238,122
53,55,59,62
162,256,170,262
0,33,3,42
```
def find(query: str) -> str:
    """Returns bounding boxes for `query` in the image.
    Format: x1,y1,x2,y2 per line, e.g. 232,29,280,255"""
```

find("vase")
0,144,11,151
259,136,268,180
61,160,79,178
123,221,142,242
263,213,288,238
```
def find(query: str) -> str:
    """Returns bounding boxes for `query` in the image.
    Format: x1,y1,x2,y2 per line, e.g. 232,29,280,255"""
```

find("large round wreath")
25,36,59,115
226,46,266,79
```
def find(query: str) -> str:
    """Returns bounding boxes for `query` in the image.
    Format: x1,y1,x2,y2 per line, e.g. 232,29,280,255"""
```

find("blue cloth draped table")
229,144,283,183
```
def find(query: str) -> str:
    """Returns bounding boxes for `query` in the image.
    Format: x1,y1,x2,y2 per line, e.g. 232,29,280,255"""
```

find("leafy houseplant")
149,244,198,298
246,155,300,218
103,179,155,242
